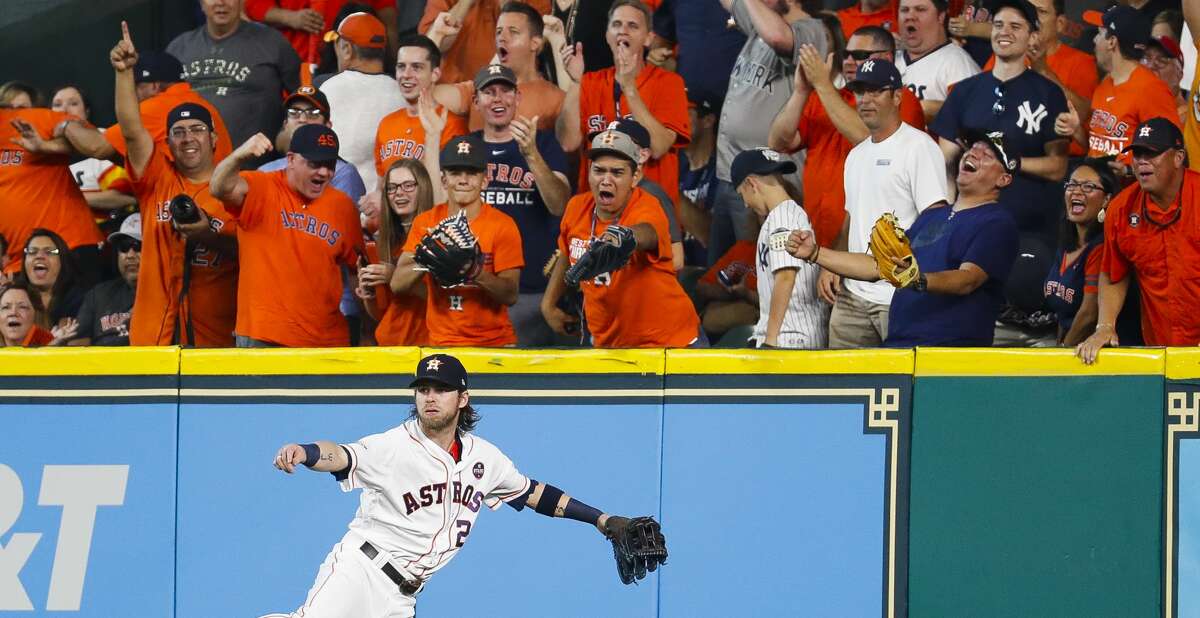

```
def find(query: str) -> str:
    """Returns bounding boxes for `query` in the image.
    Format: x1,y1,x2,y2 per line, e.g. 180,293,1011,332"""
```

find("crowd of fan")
0,0,1196,358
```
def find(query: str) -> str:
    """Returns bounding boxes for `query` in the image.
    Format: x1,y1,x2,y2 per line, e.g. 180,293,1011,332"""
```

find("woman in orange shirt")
358,159,434,346
0,282,74,347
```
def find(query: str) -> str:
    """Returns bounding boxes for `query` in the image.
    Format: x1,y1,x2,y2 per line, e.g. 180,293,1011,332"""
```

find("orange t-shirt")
104,83,233,164
794,87,925,247
578,65,691,203
700,240,758,290
374,106,469,178
0,108,104,272
559,188,699,347
983,44,1098,156
228,171,365,347
1101,170,1200,346
452,77,564,132
837,0,898,39
18,325,54,347
420,0,552,85
1087,65,1180,164
1185,39,1200,171
403,202,523,346
365,241,429,346
128,146,239,347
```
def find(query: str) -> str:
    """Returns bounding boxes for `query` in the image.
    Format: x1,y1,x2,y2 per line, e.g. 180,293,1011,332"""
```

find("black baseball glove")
413,211,483,287
564,225,636,286
604,515,668,585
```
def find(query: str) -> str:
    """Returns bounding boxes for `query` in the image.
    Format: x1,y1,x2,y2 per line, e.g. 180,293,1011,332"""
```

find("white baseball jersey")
895,41,980,104
842,123,947,306
752,200,828,349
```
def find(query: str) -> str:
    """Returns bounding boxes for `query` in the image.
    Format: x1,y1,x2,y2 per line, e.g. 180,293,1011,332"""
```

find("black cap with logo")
285,85,331,117
474,64,518,91
961,128,1020,173
847,58,903,92
289,124,340,162
409,353,469,391
166,102,213,132
1122,117,1184,154
730,148,798,188
135,51,184,84
440,135,487,171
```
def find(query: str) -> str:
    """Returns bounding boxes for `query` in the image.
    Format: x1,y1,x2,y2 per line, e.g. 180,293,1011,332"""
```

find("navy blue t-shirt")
930,69,1068,241
886,202,1019,347
1043,239,1099,333
476,130,569,294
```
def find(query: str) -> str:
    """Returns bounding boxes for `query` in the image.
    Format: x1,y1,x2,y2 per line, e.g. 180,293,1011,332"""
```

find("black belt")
360,541,421,595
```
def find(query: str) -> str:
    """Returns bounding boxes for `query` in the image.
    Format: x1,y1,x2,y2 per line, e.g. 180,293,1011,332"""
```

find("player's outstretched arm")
274,440,349,474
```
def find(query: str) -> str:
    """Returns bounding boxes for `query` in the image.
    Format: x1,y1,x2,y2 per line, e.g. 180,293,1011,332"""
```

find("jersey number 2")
455,520,472,547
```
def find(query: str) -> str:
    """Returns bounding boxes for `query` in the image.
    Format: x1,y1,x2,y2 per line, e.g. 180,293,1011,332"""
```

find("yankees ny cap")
1122,117,1184,154
440,135,487,171
1083,5,1150,48
284,85,330,117
323,12,387,49
960,128,1019,172
134,51,184,84
474,64,518,91
107,213,143,244
167,102,213,132
847,58,902,93
289,124,340,163
409,353,469,391
730,148,798,188
588,129,641,167
991,0,1039,30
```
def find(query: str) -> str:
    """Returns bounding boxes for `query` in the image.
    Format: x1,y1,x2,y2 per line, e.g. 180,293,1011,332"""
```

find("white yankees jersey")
895,41,980,103
752,200,828,349
339,419,531,579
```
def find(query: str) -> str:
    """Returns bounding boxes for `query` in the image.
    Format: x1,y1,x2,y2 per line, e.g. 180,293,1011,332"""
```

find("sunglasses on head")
847,49,889,61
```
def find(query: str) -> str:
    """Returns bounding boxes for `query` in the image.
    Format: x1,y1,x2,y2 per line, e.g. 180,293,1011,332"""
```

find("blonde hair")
378,159,435,263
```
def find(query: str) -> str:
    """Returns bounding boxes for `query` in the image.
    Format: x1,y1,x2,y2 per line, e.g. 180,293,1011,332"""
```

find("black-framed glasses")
114,239,142,253
1064,180,1104,194
170,125,210,140
23,246,60,257
847,49,889,61
286,107,325,120
386,180,419,194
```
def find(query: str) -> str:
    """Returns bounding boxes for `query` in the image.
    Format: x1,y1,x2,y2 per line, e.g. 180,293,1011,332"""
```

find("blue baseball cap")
289,124,340,163
730,148,797,188
847,59,903,93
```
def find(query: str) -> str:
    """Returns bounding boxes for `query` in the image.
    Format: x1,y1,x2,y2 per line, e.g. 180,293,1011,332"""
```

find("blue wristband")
300,443,321,467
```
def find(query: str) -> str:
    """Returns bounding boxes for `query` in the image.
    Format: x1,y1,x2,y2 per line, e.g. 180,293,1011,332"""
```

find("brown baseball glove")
868,213,920,288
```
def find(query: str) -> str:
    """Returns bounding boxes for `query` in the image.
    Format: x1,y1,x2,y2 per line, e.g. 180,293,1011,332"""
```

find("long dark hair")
1057,159,1113,251
18,228,79,327
408,402,481,433
378,159,434,263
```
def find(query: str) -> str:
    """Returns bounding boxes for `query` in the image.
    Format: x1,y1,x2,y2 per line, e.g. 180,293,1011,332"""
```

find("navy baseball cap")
961,128,1019,172
847,59,902,92
284,85,330,117
610,118,651,149
1122,117,1184,154
166,102,213,131
409,353,469,391
474,64,518,91
730,148,798,188
990,0,1039,30
1083,5,1150,48
440,135,487,171
289,124,340,162
135,51,184,84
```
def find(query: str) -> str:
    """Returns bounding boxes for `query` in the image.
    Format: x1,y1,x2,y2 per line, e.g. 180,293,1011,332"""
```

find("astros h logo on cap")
457,141,471,154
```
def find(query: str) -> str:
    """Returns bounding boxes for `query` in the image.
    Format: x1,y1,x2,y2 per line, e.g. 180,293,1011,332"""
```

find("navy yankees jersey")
473,130,569,294
931,70,1068,239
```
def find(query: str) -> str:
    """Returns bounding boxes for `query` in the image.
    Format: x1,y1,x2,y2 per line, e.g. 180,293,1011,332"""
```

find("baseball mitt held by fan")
413,211,483,287
604,515,668,585
868,213,919,288
564,225,636,286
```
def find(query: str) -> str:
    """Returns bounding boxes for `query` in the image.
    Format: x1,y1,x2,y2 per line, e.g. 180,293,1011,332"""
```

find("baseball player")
731,148,828,348
264,353,667,618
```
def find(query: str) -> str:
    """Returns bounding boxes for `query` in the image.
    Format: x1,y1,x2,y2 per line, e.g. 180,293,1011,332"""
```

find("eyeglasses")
386,180,419,194
847,49,890,61
170,125,210,139
1064,180,1105,194
287,107,325,120
114,239,142,253
23,247,60,257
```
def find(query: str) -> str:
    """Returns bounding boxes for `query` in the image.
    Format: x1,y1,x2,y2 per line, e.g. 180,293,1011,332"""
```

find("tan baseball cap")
588,129,640,166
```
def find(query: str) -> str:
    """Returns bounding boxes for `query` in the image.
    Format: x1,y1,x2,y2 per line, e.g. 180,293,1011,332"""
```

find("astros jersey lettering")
0,108,104,272
128,146,239,346
578,65,690,202
895,42,980,105
104,83,233,163
375,106,469,178
1087,65,1179,162
403,203,524,346
753,200,828,348
228,170,364,347
559,188,699,347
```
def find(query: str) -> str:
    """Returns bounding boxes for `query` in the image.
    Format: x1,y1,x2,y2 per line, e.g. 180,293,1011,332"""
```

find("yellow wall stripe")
915,348,1165,377
181,347,424,375
666,349,913,375
0,347,179,376
416,348,666,374
1166,349,1200,379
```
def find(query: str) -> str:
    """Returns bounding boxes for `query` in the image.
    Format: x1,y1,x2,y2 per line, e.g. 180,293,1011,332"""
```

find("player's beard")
419,406,461,433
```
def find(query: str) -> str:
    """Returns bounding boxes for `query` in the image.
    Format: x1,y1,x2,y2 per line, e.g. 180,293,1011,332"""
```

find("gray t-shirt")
168,21,300,154
716,0,827,181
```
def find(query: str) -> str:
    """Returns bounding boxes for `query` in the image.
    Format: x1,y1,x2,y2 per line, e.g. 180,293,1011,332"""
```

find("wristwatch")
912,273,928,292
